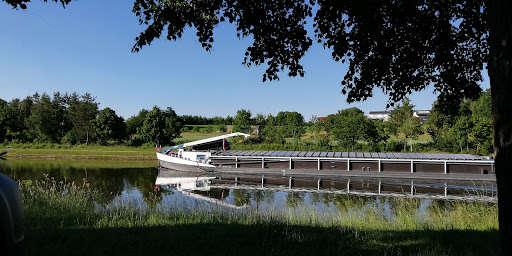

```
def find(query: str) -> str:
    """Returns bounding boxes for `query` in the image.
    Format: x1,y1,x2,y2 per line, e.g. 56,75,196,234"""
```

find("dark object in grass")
0,164,24,255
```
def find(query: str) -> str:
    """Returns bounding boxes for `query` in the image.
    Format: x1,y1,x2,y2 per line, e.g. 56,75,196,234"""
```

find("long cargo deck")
210,150,494,176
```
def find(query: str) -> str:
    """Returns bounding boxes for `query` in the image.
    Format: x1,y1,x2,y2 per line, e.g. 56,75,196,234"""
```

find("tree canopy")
389,99,423,152
139,106,182,146
3,0,70,9
131,0,487,110
232,109,252,134
93,107,126,145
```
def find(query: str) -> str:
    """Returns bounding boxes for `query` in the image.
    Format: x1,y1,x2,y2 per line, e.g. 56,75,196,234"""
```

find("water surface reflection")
0,159,497,215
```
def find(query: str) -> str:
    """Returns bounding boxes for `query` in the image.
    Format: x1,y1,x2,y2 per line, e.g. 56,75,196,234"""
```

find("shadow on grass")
22,223,498,256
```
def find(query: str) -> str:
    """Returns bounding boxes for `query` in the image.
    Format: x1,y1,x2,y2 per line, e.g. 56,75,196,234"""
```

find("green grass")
2,144,156,160
19,176,499,255
4,158,157,169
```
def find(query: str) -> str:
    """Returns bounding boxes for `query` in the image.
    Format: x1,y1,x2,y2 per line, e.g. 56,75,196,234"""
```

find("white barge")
157,132,250,172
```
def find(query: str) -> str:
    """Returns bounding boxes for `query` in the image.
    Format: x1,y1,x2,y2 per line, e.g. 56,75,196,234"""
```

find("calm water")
0,159,498,214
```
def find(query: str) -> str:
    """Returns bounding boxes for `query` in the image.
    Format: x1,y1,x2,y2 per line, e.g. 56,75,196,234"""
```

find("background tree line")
231,90,492,156
0,92,183,146
1,90,492,155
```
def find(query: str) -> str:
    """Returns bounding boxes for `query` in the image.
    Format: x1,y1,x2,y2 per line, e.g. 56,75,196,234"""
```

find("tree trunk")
488,1,512,255
410,137,413,152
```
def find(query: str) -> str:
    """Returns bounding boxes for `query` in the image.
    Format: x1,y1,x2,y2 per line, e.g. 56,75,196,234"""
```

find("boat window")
197,155,205,160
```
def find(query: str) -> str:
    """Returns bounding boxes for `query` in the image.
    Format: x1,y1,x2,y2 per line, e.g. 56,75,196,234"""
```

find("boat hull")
157,153,215,172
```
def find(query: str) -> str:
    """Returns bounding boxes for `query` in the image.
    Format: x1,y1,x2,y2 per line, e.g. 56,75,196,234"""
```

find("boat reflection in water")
155,169,248,209
155,168,497,206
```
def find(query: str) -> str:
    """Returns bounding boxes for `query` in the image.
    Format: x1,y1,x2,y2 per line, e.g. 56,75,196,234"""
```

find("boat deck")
210,150,494,176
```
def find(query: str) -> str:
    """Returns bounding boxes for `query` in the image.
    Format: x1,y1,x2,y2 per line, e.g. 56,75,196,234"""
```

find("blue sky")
0,0,489,120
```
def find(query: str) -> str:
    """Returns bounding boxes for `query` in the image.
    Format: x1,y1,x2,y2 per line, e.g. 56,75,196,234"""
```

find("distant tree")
447,116,472,153
275,111,305,141
0,99,8,142
330,107,366,151
252,113,266,140
261,113,286,144
65,93,98,145
309,115,327,144
126,109,149,136
232,109,252,134
139,106,182,146
469,89,493,154
471,117,493,155
364,119,389,150
5,97,33,142
211,116,225,125
26,93,67,143
470,89,492,121
255,113,266,127
389,99,422,152
52,92,71,139
425,101,450,145
225,115,234,125
93,107,126,145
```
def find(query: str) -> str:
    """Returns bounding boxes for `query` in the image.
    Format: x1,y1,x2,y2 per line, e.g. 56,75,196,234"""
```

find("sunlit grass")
20,177,499,255
2,144,156,159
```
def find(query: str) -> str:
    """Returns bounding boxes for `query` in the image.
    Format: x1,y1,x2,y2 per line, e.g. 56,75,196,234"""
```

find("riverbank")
1,145,156,160
20,177,499,255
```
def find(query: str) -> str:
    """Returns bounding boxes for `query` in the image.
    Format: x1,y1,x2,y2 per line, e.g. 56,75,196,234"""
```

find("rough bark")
488,0,512,255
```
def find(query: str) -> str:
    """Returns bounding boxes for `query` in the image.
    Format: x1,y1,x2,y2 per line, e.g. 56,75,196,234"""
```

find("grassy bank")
1,144,156,160
20,177,499,255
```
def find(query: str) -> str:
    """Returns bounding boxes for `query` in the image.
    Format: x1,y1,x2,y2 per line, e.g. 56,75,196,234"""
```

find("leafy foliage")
328,108,366,150
132,0,313,82
65,93,98,144
232,109,252,133
132,0,487,110
389,99,423,152
126,109,149,136
0,99,8,142
2,0,71,9
138,106,183,146
93,108,126,145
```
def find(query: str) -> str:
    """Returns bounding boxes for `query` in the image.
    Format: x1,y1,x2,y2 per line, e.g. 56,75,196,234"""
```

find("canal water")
0,159,498,215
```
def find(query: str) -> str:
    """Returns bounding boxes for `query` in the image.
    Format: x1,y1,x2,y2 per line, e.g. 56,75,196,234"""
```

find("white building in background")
368,111,391,121
367,110,430,123
413,110,430,122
